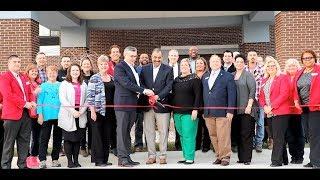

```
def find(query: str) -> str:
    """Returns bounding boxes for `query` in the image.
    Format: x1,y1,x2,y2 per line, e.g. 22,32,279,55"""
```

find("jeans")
254,107,264,148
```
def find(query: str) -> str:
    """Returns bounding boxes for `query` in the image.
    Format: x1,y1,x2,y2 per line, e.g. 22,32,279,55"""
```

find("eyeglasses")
302,57,314,61
267,65,276,68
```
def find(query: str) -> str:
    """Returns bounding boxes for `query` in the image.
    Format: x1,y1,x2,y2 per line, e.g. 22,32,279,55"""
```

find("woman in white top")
58,63,87,168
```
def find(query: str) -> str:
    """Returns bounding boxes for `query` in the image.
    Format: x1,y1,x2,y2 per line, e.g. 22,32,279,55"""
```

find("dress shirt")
124,60,140,86
169,62,179,79
208,69,221,90
11,71,27,101
153,64,161,82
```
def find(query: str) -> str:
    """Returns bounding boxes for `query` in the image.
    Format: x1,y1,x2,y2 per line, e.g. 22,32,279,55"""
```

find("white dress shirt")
124,60,140,87
169,62,179,79
208,69,221,90
11,71,26,101
153,64,161,82
189,59,196,73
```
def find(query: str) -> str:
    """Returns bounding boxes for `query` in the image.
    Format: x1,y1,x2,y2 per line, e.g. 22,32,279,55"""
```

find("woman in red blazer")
259,56,291,167
0,92,3,165
283,58,304,165
293,50,320,168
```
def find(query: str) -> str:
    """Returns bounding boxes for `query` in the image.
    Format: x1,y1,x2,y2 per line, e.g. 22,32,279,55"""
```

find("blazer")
58,80,88,132
234,70,256,116
259,74,291,116
87,73,107,116
222,63,236,73
139,63,174,113
114,60,144,111
0,71,33,120
287,74,302,114
293,64,320,112
202,70,236,118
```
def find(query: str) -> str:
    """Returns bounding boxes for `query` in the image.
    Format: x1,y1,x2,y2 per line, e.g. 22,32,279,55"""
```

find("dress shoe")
128,159,140,165
221,160,230,166
303,162,313,168
213,159,222,164
291,159,303,164
118,161,133,167
146,158,156,165
159,158,167,164
95,162,107,167
106,162,113,166
183,160,194,165
202,148,210,153
244,162,251,165
111,148,118,157
74,163,81,167
177,160,186,164
270,163,282,167
67,162,76,168
236,160,244,163
283,161,288,165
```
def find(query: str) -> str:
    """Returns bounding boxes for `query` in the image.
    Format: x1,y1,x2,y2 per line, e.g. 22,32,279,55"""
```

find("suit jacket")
293,64,320,112
0,71,33,120
139,63,174,113
114,60,144,111
259,74,291,115
202,70,236,118
221,63,236,73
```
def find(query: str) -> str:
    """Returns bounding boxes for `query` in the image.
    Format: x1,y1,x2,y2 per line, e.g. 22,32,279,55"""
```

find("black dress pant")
196,114,210,150
134,111,144,148
237,114,255,162
231,114,240,148
307,111,320,167
271,115,289,165
109,110,117,150
30,118,41,156
90,112,111,164
38,120,62,162
1,109,31,169
285,115,304,162
80,111,92,150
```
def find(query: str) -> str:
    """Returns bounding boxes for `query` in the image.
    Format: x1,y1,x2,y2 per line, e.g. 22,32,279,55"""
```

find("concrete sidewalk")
12,148,311,169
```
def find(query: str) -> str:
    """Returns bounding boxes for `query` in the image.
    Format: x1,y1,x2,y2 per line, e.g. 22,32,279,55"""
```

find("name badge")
205,77,209,80
26,82,31,85
311,73,318,76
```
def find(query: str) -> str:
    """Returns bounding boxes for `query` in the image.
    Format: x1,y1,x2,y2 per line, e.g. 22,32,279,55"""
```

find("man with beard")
188,46,200,73
134,53,150,152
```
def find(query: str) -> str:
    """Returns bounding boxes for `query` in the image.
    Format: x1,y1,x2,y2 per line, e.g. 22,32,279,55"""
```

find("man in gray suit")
114,46,154,167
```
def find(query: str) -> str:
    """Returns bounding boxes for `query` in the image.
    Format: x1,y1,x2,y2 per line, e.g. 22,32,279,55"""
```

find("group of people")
0,44,319,169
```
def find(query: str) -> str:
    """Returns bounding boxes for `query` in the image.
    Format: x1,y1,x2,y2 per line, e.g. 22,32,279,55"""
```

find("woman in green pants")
171,58,203,164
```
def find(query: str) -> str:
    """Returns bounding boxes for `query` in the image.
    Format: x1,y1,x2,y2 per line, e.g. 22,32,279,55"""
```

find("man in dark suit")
202,54,236,166
222,50,236,73
222,50,237,153
140,48,174,165
114,46,154,167
0,55,36,169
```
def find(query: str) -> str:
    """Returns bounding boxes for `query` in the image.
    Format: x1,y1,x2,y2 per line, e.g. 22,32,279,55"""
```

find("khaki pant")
143,109,170,159
204,117,232,161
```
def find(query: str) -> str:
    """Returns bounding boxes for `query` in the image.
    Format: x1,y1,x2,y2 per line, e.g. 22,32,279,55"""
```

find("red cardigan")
293,64,320,112
0,71,34,120
259,74,291,116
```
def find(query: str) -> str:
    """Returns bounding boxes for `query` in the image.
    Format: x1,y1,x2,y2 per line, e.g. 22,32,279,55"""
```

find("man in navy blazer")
114,46,154,167
202,54,236,166
139,48,173,164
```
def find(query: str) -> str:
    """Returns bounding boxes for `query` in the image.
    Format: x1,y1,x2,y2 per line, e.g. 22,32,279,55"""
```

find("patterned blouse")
263,78,273,117
87,73,107,116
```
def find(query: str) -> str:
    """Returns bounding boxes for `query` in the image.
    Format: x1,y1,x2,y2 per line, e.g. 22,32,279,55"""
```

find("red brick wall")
275,11,320,68
89,27,243,56
0,19,39,72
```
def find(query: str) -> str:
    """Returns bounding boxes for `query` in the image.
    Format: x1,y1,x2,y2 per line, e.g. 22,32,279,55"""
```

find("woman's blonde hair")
263,56,281,78
97,54,109,65
284,58,302,73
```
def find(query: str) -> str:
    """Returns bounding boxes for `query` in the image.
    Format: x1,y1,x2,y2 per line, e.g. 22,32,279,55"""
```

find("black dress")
63,107,85,142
